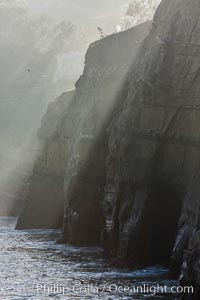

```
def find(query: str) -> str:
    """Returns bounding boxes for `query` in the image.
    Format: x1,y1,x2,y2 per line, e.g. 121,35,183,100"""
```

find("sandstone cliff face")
17,1,200,294
103,0,200,275
63,0,200,272
105,0,200,268
16,22,151,230
63,22,152,246
16,91,74,229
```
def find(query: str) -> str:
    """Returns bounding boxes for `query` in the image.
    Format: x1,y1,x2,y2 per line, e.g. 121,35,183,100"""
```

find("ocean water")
0,217,177,300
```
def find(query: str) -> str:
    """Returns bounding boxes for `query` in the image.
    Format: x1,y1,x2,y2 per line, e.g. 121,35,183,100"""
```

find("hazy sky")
25,0,129,22
22,0,133,39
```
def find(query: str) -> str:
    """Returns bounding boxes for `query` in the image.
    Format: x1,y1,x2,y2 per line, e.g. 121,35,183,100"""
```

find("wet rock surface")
178,231,200,300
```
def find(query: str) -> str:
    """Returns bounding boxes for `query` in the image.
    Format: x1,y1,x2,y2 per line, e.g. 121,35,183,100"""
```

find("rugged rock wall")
16,21,151,230
16,1,200,295
102,0,200,278
104,0,200,268
16,91,75,229
63,22,152,246
62,0,200,286
62,0,200,273
178,231,200,300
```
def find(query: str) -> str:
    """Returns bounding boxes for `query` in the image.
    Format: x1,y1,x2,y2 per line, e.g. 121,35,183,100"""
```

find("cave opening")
132,182,182,267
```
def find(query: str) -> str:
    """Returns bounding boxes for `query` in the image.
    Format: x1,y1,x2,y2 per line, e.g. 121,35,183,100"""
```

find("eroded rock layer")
16,22,151,230
105,0,200,269
17,1,200,295
16,91,75,229
63,0,200,273
102,1,200,281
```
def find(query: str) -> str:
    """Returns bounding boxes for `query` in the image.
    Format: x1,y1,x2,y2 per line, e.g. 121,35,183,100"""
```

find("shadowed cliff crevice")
128,182,182,268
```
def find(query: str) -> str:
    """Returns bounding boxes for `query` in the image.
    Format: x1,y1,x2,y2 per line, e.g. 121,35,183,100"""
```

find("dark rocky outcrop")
16,1,200,296
103,0,200,271
63,21,152,246
16,21,151,231
63,0,200,273
177,231,200,300
16,91,75,229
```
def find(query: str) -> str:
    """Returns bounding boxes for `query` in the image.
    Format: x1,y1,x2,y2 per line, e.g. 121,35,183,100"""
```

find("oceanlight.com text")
36,282,194,297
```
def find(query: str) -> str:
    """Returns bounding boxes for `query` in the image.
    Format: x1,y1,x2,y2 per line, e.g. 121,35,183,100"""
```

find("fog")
0,0,160,215
26,0,126,21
